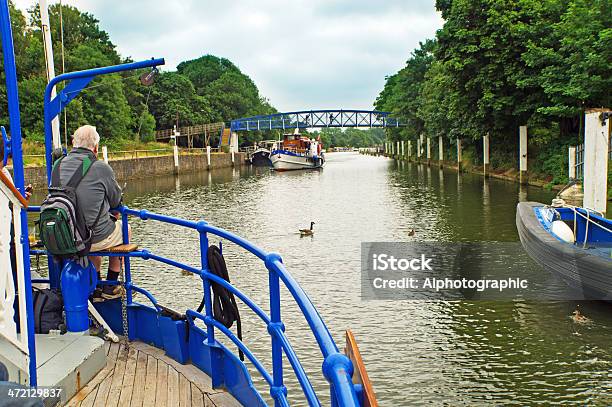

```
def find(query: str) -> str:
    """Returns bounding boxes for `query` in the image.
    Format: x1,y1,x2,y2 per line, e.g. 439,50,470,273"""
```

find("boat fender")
551,220,575,243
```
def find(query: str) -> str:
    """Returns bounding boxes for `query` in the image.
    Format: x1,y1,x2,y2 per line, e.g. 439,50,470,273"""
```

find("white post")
401,140,405,157
102,146,109,164
438,136,443,168
426,137,431,164
231,148,235,165
173,144,179,175
407,140,412,160
568,146,576,180
456,138,462,172
583,110,610,213
40,0,61,149
397,141,400,158
420,134,424,159
483,132,490,176
206,145,211,168
519,125,528,184
417,139,421,159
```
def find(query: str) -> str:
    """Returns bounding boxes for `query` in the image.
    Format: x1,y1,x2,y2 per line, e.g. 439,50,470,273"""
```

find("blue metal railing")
112,206,359,406
27,204,359,405
230,109,405,132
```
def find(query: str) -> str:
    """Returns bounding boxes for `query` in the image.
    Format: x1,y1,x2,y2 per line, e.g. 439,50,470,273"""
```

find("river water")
44,152,612,405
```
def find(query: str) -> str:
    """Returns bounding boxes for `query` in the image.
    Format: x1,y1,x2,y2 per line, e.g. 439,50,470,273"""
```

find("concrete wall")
22,152,246,187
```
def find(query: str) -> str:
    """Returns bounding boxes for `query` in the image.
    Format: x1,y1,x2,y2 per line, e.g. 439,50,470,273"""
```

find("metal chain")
119,260,129,349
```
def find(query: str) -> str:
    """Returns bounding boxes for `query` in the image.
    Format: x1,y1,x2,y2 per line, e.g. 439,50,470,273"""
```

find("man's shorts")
90,220,124,252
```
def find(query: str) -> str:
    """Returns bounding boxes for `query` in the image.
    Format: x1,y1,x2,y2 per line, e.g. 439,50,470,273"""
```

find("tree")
375,39,436,141
147,72,213,130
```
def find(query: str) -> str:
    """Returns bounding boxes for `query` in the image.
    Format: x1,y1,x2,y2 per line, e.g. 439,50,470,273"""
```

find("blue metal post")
266,254,285,406
197,222,223,387
0,0,37,386
121,210,133,305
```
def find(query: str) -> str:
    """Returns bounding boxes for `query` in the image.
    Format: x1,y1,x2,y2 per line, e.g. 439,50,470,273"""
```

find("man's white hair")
72,125,100,150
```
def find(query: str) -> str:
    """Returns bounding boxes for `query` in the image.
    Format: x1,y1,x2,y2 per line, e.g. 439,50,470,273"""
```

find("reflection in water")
31,153,612,405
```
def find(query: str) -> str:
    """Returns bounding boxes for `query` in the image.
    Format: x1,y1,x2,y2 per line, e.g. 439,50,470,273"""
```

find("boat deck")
67,340,240,407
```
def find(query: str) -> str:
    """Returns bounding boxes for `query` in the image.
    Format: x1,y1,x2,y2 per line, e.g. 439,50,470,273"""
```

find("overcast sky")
14,1,443,112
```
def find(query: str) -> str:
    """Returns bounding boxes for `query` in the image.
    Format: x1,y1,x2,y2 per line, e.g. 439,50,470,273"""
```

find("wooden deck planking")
66,341,235,407
179,373,192,407
155,360,168,407
142,356,158,406
191,382,204,407
118,347,138,407
129,351,148,407
167,367,180,407
105,344,129,407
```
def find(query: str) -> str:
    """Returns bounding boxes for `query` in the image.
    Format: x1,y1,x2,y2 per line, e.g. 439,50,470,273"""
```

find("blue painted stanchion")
61,261,97,332
0,0,37,386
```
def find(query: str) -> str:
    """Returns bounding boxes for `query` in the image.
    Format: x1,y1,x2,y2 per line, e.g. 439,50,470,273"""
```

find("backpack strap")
53,152,98,189
50,156,65,187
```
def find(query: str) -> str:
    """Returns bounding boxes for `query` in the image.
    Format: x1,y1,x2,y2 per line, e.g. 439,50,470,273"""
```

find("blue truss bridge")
230,109,405,132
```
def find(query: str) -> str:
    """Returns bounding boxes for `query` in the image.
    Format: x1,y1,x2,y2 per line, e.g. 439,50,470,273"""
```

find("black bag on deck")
39,154,103,258
32,288,64,334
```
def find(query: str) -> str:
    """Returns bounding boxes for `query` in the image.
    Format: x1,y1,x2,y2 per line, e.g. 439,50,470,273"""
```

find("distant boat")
270,133,325,171
249,140,276,167
516,201,612,300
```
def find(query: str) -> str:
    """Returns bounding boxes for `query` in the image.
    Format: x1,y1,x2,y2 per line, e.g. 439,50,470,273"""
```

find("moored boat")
271,133,325,171
249,140,275,167
516,201,612,300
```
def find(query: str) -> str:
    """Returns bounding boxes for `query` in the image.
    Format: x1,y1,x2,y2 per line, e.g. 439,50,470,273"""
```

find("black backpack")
32,288,64,334
39,153,104,258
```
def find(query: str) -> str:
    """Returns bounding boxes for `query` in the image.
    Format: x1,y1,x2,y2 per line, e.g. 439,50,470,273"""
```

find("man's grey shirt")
55,147,122,243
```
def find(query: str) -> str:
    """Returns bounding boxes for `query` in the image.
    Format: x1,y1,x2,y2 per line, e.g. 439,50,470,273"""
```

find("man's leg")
101,224,131,299
89,256,102,276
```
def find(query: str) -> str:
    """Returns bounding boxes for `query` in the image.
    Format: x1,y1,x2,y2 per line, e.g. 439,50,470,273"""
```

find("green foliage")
375,40,436,140
377,0,611,180
313,128,385,148
147,72,212,130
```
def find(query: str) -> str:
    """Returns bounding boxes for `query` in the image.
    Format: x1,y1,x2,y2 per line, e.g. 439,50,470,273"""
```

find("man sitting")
54,125,125,300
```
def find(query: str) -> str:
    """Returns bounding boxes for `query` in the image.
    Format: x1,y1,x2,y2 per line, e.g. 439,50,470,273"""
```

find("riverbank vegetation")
376,0,611,186
1,2,274,146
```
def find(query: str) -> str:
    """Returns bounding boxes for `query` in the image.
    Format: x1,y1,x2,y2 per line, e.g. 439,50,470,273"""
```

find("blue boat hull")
516,202,612,300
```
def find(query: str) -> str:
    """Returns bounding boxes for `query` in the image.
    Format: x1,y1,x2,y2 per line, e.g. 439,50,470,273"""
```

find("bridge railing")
231,109,405,132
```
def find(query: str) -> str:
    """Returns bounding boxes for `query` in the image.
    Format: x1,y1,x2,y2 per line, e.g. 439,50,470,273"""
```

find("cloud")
14,0,443,112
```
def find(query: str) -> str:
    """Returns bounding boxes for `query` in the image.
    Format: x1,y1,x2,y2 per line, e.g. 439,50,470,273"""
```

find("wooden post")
173,144,179,175
426,137,431,165
583,109,610,213
438,136,443,168
483,132,490,177
102,145,109,164
456,138,462,173
519,125,528,185
206,145,211,169
568,146,576,180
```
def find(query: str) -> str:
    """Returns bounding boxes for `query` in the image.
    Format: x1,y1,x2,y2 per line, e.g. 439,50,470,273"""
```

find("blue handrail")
28,204,359,405
118,206,358,406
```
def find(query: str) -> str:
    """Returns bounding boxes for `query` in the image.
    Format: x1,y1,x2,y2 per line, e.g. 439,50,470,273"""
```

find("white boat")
270,133,325,171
